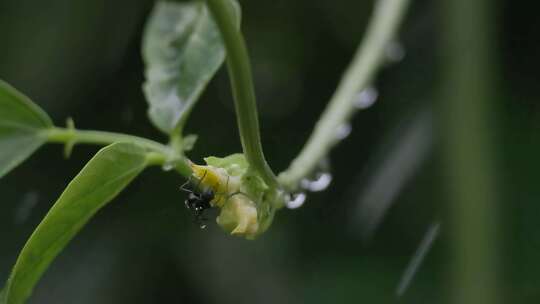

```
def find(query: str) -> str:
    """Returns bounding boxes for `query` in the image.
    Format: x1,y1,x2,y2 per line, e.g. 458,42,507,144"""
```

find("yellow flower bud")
190,163,240,207
216,194,260,239
188,155,280,240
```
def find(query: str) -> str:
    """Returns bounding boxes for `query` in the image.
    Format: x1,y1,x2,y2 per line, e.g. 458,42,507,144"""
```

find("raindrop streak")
335,123,352,141
384,41,406,63
301,172,333,192
286,193,306,209
396,222,441,297
352,111,433,240
14,191,39,224
354,87,379,109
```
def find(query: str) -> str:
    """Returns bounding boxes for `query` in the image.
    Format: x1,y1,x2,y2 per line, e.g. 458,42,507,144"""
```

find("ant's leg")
179,176,193,193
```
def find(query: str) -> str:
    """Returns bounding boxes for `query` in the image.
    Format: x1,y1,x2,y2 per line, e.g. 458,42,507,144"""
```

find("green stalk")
278,0,410,191
206,0,278,188
45,127,192,177
441,0,500,302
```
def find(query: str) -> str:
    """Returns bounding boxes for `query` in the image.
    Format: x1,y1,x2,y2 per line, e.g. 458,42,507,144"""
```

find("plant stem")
206,0,278,188
45,127,192,176
441,0,500,302
278,0,410,191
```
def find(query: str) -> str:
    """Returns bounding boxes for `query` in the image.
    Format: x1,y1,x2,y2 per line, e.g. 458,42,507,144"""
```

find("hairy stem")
206,0,278,188
45,127,192,176
278,0,410,191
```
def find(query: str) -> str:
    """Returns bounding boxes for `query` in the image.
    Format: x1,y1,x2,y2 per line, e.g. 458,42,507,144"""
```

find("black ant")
180,170,237,229
180,171,215,229
180,169,254,229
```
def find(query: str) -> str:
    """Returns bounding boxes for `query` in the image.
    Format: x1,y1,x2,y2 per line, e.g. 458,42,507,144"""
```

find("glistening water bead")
286,193,307,209
300,172,333,192
334,123,352,141
354,87,379,109
162,162,175,171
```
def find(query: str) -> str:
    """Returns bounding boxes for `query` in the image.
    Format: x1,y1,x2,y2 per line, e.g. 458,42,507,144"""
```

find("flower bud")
188,154,279,239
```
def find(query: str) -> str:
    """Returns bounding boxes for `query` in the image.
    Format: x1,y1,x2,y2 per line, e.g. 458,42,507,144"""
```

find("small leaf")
142,0,240,134
182,134,198,151
0,80,52,178
2,143,148,304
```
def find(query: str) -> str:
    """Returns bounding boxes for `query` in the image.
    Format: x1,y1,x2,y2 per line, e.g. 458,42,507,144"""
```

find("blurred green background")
1,0,539,303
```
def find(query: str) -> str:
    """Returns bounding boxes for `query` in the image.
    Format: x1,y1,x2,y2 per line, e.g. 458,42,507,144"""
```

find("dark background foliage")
1,0,538,303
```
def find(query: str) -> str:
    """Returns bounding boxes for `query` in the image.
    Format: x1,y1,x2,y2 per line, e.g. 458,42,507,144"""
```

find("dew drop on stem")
354,87,379,109
301,172,333,192
162,162,175,171
334,123,352,141
286,193,307,209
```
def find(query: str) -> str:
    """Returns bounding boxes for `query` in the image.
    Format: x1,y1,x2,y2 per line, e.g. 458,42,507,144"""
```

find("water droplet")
286,193,306,209
384,41,406,63
354,87,379,109
301,172,333,192
14,191,39,224
162,162,175,171
335,123,352,140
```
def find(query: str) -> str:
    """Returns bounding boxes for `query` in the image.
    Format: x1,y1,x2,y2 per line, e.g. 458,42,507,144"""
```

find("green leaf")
142,0,240,134
204,153,248,176
0,80,52,178
2,143,148,304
